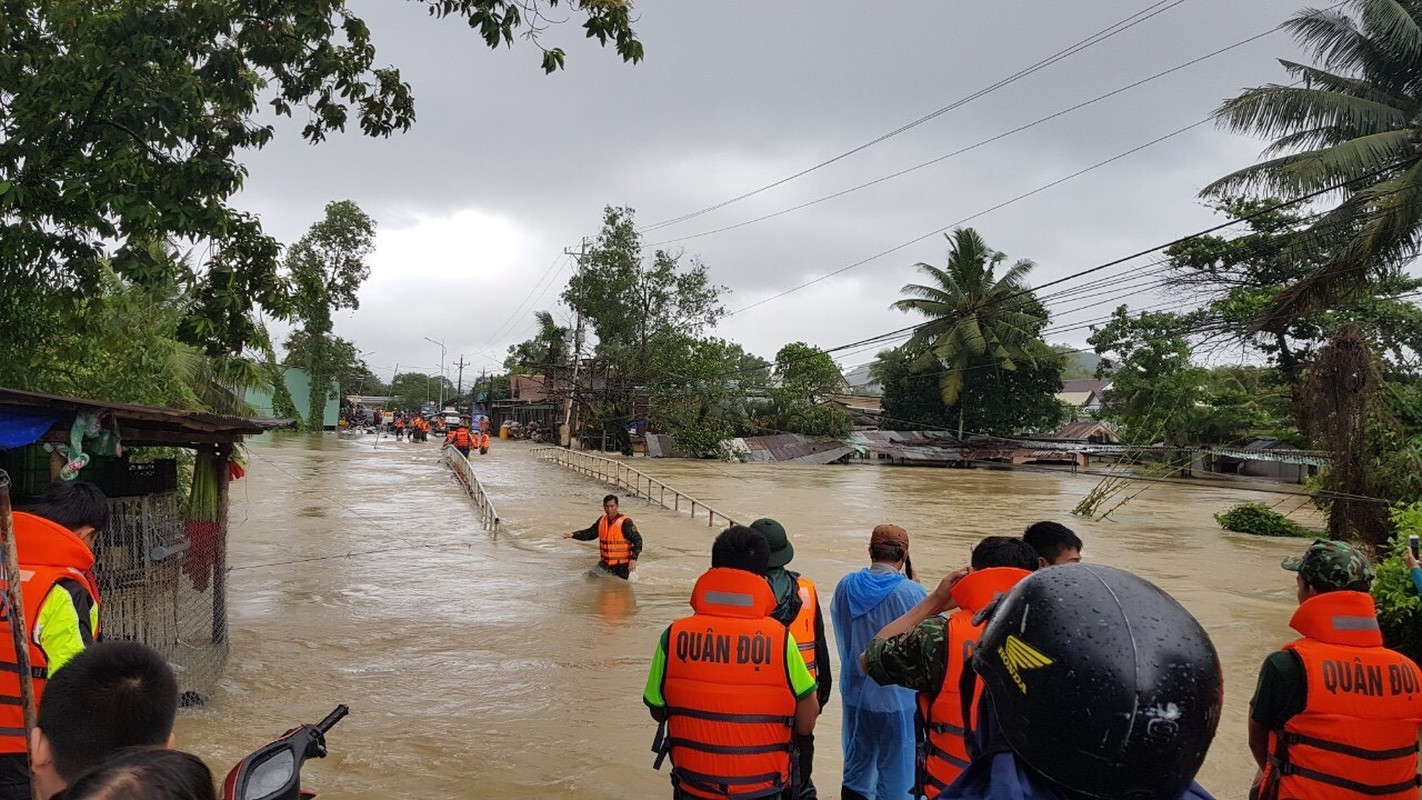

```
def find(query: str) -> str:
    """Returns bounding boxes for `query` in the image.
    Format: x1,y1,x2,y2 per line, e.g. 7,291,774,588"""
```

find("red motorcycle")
223,705,347,800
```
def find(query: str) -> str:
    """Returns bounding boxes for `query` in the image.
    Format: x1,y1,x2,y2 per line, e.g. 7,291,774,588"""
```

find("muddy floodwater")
175,434,1314,800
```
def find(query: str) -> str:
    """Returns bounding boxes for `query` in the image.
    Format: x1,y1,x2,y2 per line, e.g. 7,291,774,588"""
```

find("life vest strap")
663,737,791,756
1275,760,1422,795
0,697,22,707
673,766,788,798
665,706,795,726
1283,731,1420,761
0,727,24,739
0,662,46,680
928,720,966,737
922,737,969,769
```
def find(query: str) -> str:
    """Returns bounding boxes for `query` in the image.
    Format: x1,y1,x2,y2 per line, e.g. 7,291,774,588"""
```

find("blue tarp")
0,408,60,449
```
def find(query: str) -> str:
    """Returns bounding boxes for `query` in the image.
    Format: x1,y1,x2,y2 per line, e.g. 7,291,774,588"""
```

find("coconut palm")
892,227,1044,439
1204,0,1422,320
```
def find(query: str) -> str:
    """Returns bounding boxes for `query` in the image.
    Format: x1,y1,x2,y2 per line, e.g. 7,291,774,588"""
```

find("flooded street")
176,434,1311,800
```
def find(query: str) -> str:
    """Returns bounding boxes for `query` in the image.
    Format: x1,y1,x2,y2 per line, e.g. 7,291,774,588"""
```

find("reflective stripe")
674,766,788,789
704,591,754,608
1288,731,1419,761
1332,615,1381,631
0,697,22,707
0,728,24,739
0,662,46,680
1284,763,1421,795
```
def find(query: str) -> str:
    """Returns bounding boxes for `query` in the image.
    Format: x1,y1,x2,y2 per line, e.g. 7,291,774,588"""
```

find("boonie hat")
1282,539,1375,591
749,518,793,568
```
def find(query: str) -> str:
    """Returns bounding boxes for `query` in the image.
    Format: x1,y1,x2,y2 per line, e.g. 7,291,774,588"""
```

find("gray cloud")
233,0,1309,374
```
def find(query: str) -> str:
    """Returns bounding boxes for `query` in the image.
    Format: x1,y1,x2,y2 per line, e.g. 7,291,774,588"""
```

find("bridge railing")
443,447,502,534
532,447,738,529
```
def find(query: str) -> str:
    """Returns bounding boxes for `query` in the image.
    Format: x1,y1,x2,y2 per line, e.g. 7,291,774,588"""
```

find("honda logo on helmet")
998,634,1054,694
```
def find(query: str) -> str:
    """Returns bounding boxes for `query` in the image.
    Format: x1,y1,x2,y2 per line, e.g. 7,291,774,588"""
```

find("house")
1045,420,1121,444
1203,437,1324,484
842,362,882,396
820,393,883,428
0,387,289,703
1056,379,1112,416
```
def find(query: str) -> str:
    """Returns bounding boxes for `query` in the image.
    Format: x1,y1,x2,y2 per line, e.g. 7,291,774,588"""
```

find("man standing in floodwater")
830,524,926,800
1249,539,1422,800
564,494,642,579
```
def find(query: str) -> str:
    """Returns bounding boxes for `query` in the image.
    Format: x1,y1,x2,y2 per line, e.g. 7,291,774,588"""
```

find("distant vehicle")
420,401,438,416
443,412,462,429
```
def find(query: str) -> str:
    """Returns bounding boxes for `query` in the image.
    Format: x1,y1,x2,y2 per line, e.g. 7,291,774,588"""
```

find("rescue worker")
1249,539,1422,800
863,536,1038,797
830,524,927,800
643,525,819,800
394,414,405,440
0,481,108,800
444,422,473,457
479,429,490,455
1021,521,1082,567
944,563,1223,800
749,518,833,799
563,494,643,579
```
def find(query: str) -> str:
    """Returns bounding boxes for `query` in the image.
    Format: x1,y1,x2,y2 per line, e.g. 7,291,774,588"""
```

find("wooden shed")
0,388,289,703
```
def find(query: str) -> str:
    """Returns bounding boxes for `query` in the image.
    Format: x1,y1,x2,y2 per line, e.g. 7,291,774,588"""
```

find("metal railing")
533,447,738,528
443,448,503,534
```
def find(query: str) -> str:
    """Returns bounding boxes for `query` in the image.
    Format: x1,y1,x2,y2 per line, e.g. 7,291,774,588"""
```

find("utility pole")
423,337,447,409
562,238,588,448
455,355,467,396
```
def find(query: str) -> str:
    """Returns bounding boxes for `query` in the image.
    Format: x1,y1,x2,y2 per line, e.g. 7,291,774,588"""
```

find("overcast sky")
234,0,1307,386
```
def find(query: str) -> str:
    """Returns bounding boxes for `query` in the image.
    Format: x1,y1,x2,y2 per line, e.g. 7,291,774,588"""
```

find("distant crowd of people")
577,489,1422,800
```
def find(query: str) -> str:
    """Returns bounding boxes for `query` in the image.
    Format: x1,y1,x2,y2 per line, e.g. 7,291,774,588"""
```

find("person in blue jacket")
945,563,1223,800
830,524,927,800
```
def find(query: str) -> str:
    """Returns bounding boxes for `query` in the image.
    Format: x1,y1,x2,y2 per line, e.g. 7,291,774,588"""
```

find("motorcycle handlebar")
315,705,348,735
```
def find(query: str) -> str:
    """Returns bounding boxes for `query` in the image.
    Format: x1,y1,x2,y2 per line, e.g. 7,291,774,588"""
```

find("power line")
648,20,1282,248
639,0,1190,233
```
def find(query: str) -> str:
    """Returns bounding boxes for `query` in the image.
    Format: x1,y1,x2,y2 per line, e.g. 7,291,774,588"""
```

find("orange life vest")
394,418,404,429
788,577,820,680
656,568,797,799
479,432,490,448
449,428,471,448
0,512,100,754
1260,591,1422,800
598,514,633,566
917,567,1030,798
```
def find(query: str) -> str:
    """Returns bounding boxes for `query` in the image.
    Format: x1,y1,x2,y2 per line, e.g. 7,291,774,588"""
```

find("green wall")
246,368,340,430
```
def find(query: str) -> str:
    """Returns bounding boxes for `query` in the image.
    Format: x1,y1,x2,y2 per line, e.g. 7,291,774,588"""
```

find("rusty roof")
0,387,293,447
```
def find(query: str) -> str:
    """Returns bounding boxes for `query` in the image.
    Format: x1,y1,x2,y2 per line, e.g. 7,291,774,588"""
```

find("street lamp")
423,337,447,409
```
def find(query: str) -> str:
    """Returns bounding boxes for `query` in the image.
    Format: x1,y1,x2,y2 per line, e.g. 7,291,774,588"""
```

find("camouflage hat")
1282,539,1375,591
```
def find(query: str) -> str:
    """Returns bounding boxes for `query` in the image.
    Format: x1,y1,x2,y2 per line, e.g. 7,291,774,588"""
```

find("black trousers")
598,562,631,580
0,753,31,800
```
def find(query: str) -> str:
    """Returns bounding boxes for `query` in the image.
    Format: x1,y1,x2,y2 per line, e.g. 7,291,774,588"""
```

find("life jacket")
598,514,633,566
479,432,490,448
394,418,404,429
655,568,797,799
0,512,100,754
450,428,471,448
917,567,1030,799
1260,591,1422,800
787,577,820,679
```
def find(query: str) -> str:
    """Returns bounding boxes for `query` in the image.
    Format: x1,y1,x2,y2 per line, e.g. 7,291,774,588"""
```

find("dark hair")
1023,521,1082,562
869,543,906,564
971,536,1040,571
39,642,179,783
602,494,619,505
711,525,770,575
28,481,110,535
59,747,215,800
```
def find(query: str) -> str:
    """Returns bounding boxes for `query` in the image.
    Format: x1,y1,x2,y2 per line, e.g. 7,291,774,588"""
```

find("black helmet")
971,563,1222,800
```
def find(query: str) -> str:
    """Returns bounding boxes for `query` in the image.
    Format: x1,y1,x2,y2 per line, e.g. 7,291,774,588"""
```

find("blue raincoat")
831,564,928,799
941,753,1217,800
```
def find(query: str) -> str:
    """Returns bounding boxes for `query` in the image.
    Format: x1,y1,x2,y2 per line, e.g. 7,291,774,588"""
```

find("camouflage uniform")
862,616,949,695
1281,538,1376,590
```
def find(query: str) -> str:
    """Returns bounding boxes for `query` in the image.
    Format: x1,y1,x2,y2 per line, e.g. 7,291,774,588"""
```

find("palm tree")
891,227,1044,439
1204,0,1422,320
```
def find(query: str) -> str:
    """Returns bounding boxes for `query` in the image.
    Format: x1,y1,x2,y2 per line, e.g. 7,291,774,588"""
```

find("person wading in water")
564,494,643,579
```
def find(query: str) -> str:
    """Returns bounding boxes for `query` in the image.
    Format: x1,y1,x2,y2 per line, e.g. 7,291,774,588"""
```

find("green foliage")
0,0,641,360
891,228,1044,436
1214,503,1316,538
389,372,453,412
1373,503,1422,665
504,310,569,374
1090,306,1206,445
646,334,757,456
285,200,376,430
874,339,1065,436
1203,3,1422,319
773,342,843,399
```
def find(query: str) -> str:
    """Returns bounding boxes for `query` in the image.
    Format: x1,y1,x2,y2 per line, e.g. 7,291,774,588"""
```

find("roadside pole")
562,238,587,449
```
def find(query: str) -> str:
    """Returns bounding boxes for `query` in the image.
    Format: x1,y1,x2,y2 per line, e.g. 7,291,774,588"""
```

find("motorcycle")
223,705,347,800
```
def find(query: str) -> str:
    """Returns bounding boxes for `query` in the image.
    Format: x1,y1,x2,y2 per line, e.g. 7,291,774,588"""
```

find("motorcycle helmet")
972,563,1223,800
